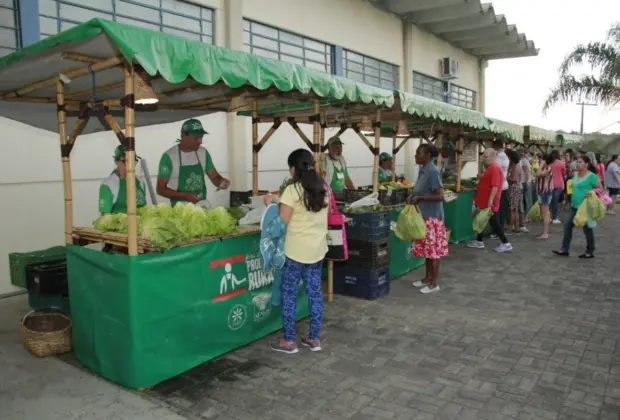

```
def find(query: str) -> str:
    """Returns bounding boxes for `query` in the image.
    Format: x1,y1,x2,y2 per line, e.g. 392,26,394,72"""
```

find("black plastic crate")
347,238,389,270
333,265,390,300
345,211,390,241
391,188,409,206
26,260,68,295
229,190,271,207
333,190,346,203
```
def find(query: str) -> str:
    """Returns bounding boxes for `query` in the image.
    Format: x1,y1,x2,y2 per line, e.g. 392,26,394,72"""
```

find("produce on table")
343,205,386,214
379,181,408,190
227,206,245,221
93,203,240,250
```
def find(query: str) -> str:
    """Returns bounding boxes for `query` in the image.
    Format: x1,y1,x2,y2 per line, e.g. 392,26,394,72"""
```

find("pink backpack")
325,186,348,261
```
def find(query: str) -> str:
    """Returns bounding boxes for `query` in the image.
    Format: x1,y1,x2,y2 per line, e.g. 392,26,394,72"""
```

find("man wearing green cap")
99,145,147,214
324,137,354,191
378,152,393,183
157,119,230,206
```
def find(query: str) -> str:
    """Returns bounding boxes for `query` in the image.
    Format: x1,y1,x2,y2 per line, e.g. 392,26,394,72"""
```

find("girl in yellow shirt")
264,149,328,354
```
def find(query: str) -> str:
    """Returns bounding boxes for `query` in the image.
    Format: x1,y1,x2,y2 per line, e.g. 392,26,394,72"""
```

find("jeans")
499,189,510,228
518,182,533,227
551,188,563,220
477,211,508,244
561,207,595,254
281,257,323,342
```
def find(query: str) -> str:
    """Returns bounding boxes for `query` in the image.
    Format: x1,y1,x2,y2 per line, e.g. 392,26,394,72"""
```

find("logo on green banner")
252,292,271,323
227,304,248,331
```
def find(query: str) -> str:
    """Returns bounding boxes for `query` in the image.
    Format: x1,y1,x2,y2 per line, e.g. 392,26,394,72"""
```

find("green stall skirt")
389,208,425,279
444,191,476,244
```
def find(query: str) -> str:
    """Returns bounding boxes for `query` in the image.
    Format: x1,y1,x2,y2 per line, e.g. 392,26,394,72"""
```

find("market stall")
0,18,397,388
524,125,557,203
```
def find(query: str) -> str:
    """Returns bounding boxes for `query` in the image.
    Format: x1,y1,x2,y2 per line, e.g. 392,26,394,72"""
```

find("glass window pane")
243,31,250,45
201,8,213,22
252,34,278,51
304,38,326,52
243,43,251,53
364,57,379,69
366,66,379,77
0,45,14,57
346,70,364,82
305,49,326,63
365,75,379,86
116,1,159,22
164,27,201,41
280,43,303,58
162,0,200,15
72,0,113,12
202,21,213,36
0,8,14,28
39,0,58,17
39,16,58,35
380,79,394,89
251,22,277,39
252,47,278,60
280,54,303,66
117,16,159,31
346,50,362,63
0,0,15,8
163,12,200,32
61,20,78,30
60,4,111,22
306,60,328,72
0,26,16,48
243,19,250,31
345,60,363,73
280,31,302,46
380,70,394,81
202,35,212,45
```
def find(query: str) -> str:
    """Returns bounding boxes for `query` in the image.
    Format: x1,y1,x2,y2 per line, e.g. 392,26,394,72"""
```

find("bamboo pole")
61,52,106,64
1,56,123,100
436,133,444,169
67,108,90,145
456,136,465,193
391,132,397,182
57,80,73,244
288,118,314,149
65,81,124,99
319,121,326,177
327,260,334,303
256,119,281,149
312,101,320,172
372,109,381,192
252,101,259,196
103,112,123,137
123,65,138,256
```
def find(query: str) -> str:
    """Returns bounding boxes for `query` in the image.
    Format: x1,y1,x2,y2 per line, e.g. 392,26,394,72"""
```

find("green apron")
378,167,392,183
329,160,347,191
171,146,207,207
110,175,147,214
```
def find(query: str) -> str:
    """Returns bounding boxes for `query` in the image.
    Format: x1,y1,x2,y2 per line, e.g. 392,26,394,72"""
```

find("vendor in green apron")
378,152,393,183
98,145,147,214
323,137,354,191
156,119,230,206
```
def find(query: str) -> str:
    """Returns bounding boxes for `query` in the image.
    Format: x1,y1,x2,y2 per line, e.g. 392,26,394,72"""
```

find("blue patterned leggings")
281,257,324,342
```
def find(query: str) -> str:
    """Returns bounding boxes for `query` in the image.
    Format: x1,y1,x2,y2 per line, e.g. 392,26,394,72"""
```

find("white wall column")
478,58,487,113
402,19,419,183
222,0,247,192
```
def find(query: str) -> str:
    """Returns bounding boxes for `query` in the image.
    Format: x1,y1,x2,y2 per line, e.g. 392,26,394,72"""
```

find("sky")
486,0,620,135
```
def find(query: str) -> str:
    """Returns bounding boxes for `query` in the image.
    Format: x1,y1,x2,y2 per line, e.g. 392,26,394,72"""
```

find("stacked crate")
334,209,391,300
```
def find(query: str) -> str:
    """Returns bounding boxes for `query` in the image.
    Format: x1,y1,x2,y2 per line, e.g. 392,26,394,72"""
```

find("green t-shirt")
378,167,392,183
571,172,600,209
325,157,349,191
98,173,147,214
157,146,215,180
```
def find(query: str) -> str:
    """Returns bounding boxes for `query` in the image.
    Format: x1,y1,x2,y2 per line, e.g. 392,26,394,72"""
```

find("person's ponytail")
288,149,327,212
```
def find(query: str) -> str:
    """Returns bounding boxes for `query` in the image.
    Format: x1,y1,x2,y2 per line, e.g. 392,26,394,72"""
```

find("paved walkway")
1,212,619,420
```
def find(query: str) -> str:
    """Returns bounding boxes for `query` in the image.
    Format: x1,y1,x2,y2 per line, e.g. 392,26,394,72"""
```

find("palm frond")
542,75,620,114
559,42,620,80
607,22,620,47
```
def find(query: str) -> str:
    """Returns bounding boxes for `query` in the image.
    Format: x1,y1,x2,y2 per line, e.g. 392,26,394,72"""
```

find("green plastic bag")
472,208,493,233
586,195,606,221
395,205,426,241
573,201,588,227
528,202,541,222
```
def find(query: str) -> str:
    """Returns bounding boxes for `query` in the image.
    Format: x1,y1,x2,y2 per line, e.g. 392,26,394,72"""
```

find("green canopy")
487,118,524,144
555,133,582,145
0,18,394,134
524,125,556,143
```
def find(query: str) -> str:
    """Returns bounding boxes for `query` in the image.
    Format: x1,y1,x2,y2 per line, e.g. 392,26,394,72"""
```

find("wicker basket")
21,310,72,357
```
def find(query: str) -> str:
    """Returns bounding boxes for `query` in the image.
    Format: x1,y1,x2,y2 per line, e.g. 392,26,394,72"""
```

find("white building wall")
0,0,484,294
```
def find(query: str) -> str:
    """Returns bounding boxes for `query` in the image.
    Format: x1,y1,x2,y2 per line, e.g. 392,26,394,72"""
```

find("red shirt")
475,163,504,212
550,160,566,189
597,163,605,183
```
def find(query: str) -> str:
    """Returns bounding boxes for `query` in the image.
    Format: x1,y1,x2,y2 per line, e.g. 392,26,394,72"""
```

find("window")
450,84,476,110
0,0,19,57
413,72,446,102
243,20,332,73
39,0,214,44
343,50,398,90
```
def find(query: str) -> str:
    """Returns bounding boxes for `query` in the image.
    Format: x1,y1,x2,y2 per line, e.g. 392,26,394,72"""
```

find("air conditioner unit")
440,57,459,79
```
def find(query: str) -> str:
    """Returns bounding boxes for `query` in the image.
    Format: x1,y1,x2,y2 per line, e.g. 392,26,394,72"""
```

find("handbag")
325,186,348,261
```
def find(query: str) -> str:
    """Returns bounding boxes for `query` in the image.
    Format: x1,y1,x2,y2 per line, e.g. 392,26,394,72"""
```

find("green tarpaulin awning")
487,118,524,144
524,125,556,143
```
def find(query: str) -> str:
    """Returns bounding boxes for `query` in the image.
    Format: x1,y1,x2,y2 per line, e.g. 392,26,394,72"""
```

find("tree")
543,22,620,113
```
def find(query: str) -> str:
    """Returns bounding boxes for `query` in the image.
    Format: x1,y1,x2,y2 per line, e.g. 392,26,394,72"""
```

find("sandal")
553,250,569,257
578,253,594,259
537,235,548,240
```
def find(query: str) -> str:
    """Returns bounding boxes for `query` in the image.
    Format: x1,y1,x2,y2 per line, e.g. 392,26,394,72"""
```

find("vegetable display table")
443,191,476,244
388,208,425,279
67,232,308,389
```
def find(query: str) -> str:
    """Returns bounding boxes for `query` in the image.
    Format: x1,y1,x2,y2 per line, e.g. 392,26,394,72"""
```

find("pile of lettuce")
92,203,239,250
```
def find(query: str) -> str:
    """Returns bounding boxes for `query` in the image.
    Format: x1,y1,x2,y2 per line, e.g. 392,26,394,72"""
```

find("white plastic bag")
349,192,380,209
239,207,264,225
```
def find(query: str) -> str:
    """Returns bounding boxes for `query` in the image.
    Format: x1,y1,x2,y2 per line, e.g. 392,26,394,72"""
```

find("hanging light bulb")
396,120,409,137
359,116,373,134
134,69,158,105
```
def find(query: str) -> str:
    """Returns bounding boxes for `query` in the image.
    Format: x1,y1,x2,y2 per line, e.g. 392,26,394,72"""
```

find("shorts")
412,217,449,260
609,187,619,196
508,184,522,210
538,192,553,206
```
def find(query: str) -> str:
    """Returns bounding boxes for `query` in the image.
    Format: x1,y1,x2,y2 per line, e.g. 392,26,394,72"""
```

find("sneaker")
270,340,299,354
466,241,485,249
494,243,513,253
420,285,440,294
300,337,322,352
519,226,529,233
413,280,429,287
552,219,562,224
490,234,499,239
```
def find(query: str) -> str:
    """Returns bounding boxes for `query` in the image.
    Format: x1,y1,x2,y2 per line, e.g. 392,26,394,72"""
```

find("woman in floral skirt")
408,144,448,294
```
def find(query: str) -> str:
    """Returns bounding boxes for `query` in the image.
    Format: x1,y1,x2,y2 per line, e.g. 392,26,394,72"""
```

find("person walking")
409,144,448,294
518,151,532,230
467,149,513,252
507,150,523,234
553,155,602,259
605,154,620,215
492,140,510,234
536,154,555,240
264,149,328,354
548,150,566,224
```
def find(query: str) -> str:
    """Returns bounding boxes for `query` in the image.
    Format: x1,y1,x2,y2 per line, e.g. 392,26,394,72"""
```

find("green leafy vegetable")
227,206,245,221
279,177,294,195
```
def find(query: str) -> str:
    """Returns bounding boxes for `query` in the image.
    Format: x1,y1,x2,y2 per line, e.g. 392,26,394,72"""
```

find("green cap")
328,137,344,147
113,145,125,160
181,119,208,136
379,152,392,161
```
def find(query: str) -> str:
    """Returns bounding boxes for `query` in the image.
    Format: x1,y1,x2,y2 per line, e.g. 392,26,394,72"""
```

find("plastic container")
345,211,390,241
26,260,68,295
346,238,390,270
333,265,390,300
9,246,66,289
